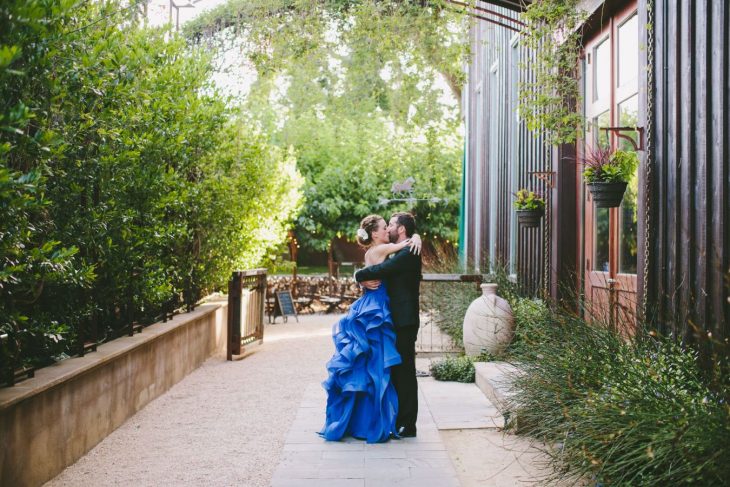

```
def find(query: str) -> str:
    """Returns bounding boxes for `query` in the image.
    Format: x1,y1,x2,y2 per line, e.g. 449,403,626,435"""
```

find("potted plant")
581,146,639,208
514,189,546,228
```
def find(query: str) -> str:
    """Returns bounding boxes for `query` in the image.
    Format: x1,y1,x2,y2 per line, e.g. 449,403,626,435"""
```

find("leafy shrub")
0,1,302,380
473,349,496,362
430,355,475,383
507,297,552,355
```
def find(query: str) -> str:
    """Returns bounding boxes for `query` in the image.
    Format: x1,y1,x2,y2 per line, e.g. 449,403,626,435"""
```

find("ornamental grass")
505,308,730,486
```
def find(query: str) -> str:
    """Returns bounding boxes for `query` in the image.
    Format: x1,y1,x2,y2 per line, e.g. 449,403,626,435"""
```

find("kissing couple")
319,212,422,443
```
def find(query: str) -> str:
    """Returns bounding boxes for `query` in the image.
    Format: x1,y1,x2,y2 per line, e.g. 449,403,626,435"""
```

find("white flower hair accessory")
357,228,369,240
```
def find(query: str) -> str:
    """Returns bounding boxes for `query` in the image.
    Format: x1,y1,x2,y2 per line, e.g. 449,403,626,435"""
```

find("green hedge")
0,1,302,380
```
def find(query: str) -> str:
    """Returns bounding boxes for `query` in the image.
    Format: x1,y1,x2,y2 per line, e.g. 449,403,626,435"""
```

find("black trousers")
393,325,419,430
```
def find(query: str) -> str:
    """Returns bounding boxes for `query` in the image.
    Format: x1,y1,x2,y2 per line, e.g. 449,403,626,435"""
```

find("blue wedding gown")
319,284,401,443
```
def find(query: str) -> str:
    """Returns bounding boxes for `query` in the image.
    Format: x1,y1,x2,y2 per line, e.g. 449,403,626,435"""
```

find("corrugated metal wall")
464,7,550,296
646,0,730,342
463,0,729,339
515,45,552,296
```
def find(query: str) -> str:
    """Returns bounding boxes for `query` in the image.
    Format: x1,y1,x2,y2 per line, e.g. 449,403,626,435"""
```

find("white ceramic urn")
462,283,514,356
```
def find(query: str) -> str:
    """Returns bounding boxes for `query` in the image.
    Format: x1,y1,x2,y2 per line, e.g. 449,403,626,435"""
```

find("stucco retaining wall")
0,298,229,487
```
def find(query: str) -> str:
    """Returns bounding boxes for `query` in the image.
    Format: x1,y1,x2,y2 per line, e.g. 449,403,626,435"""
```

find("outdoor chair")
294,280,315,314
339,280,360,307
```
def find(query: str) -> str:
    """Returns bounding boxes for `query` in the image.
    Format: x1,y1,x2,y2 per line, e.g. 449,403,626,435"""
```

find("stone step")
473,361,519,414
418,377,504,430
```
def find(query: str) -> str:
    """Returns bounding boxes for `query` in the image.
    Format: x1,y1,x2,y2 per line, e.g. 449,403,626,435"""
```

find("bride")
319,214,421,443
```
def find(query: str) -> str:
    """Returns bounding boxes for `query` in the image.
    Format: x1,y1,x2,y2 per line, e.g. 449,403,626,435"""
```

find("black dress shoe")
397,426,417,438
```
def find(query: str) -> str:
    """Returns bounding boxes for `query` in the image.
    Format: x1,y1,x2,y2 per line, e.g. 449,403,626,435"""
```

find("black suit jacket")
355,248,422,328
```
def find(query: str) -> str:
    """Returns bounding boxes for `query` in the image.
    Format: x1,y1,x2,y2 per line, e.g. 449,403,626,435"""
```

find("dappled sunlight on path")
264,314,342,343
46,314,344,487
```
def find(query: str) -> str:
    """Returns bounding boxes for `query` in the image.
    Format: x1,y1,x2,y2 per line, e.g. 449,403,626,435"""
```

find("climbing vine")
519,0,586,145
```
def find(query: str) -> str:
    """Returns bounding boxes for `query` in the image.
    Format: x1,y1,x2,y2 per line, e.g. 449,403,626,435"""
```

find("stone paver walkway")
272,383,460,487
46,312,548,487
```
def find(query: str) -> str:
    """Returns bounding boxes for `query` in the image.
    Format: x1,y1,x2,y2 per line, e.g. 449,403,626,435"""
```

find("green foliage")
0,0,302,379
583,148,640,183
507,310,730,486
287,116,462,251
185,0,466,252
519,0,586,144
430,355,475,383
507,296,552,354
473,349,496,362
513,189,546,211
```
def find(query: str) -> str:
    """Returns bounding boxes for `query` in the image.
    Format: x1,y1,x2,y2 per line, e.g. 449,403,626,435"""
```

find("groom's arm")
355,249,418,282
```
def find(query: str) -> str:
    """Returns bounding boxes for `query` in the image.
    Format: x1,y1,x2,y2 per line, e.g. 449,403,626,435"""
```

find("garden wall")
0,299,229,487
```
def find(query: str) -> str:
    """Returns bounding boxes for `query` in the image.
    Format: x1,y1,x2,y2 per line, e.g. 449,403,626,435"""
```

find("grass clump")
430,355,475,383
506,310,730,486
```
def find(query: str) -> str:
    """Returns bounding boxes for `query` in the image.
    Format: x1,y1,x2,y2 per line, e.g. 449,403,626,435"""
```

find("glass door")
583,3,640,332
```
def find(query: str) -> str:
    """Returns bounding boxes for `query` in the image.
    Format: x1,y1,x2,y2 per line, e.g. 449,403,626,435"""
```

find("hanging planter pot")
586,181,628,208
516,208,544,228
513,189,546,228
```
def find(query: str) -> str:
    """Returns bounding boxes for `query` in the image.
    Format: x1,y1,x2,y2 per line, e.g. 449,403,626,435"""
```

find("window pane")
594,38,611,102
618,95,639,274
618,14,639,88
593,111,611,148
594,206,610,272
617,94,639,149
619,171,638,273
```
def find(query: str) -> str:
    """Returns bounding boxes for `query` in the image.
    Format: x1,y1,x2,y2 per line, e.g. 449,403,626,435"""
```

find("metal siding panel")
651,0,666,324
707,0,724,333
679,0,692,337
648,0,729,341
499,28,510,264
724,0,730,337
694,0,708,330
467,23,479,269
666,0,680,334
717,0,730,338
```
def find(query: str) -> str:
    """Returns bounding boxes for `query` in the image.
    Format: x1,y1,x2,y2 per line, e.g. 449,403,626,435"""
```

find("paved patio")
272,384,460,487
46,313,547,487
272,361,547,487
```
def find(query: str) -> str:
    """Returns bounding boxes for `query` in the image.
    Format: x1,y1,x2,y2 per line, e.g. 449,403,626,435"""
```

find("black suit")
355,248,422,432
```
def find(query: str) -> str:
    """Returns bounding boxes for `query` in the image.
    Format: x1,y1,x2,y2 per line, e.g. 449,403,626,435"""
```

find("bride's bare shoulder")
364,244,388,265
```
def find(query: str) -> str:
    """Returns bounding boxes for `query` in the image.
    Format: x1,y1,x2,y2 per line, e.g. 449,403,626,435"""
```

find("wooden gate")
227,269,266,360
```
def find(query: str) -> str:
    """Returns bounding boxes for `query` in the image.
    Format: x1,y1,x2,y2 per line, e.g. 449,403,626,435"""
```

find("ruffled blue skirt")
319,285,401,443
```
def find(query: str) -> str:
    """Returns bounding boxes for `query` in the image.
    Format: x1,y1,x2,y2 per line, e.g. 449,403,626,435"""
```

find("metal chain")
640,0,655,324
543,159,551,300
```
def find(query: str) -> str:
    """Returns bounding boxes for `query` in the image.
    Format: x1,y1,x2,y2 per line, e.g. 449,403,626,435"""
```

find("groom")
355,212,422,437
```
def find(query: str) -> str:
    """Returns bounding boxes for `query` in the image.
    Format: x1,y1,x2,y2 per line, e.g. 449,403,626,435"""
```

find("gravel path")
46,314,342,487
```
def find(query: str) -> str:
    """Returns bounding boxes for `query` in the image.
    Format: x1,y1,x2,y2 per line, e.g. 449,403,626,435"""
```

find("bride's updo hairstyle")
356,215,384,248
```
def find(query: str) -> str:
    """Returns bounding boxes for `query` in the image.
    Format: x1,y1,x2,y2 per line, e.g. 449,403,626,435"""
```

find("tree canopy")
184,0,469,251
